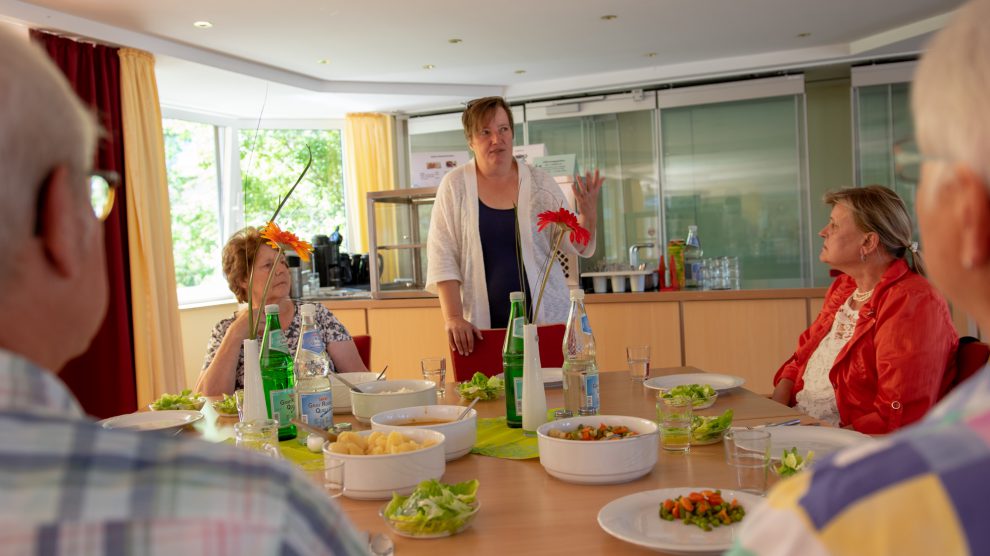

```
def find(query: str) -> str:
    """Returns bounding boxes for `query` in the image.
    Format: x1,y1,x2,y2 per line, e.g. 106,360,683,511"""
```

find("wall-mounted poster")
411,151,471,188
513,144,546,165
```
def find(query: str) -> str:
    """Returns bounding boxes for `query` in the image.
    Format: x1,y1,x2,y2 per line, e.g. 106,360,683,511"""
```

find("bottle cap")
578,407,597,416
569,288,585,300
332,422,352,433
688,225,698,232
264,304,280,314
300,303,316,316
553,409,573,420
509,291,525,301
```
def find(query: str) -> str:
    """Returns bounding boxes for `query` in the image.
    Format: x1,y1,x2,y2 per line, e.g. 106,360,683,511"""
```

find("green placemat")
223,437,324,471
471,408,562,460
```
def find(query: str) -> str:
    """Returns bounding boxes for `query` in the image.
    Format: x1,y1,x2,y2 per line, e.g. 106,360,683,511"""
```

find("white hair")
0,28,99,259
913,0,990,184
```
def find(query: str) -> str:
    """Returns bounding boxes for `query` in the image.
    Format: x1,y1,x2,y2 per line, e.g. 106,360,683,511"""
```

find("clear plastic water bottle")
562,289,600,415
683,225,703,289
502,292,526,429
293,303,333,444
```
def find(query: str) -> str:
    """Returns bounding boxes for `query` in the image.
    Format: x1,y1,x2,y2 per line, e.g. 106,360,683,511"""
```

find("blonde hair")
823,185,925,275
221,227,266,303
461,96,514,142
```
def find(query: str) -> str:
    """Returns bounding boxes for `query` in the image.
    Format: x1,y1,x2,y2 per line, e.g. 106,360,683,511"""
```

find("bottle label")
300,329,324,354
514,377,523,414
511,317,525,339
268,388,296,427
583,374,600,411
268,330,289,354
298,390,333,430
580,314,592,335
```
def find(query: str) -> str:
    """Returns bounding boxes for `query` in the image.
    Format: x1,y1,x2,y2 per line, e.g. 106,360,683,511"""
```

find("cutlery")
332,371,365,393
758,418,802,428
291,419,338,442
375,365,389,381
457,398,480,421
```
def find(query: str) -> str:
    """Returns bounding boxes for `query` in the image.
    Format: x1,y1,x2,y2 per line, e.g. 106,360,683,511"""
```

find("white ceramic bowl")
322,428,446,500
371,405,477,461
329,372,380,414
537,415,659,485
351,380,437,424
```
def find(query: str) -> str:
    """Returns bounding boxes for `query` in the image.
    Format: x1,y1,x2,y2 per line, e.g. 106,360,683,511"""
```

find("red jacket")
773,259,958,434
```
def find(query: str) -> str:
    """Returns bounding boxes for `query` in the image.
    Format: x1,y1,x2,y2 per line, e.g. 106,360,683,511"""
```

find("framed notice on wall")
411,151,471,188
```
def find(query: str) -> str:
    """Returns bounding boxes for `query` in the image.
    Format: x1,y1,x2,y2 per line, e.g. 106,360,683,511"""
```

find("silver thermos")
287,254,303,299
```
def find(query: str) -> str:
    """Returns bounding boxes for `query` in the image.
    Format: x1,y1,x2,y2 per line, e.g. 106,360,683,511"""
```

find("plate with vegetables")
380,479,480,538
659,384,719,409
148,389,206,411
597,487,764,555
690,409,734,445
645,373,745,394
457,372,505,401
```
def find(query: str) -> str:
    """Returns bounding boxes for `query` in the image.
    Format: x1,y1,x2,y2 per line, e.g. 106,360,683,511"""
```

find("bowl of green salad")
690,409,734,445
659,384,718,409
149,389,206,411
380,479,480,538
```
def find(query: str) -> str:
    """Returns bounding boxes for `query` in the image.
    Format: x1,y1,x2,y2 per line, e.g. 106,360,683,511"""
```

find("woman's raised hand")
573,169,604,220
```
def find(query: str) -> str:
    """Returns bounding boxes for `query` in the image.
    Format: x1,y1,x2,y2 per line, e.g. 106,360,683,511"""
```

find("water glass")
724,428,771,495
626,345,651,381
421,356,446,398
723,256,741,290
658,396,692,452
234,418,281,459
322,456,346,499
234,389,245,421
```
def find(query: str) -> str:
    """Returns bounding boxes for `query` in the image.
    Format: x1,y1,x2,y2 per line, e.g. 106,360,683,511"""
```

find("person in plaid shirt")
731,1,990,554
0,28,367,555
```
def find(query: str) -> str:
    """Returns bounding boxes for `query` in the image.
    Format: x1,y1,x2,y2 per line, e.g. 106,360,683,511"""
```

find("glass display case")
368,186,437,298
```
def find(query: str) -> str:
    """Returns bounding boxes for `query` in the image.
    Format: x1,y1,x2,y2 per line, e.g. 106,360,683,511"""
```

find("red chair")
939,336,989,399
449,324,567,382
351,334,372,370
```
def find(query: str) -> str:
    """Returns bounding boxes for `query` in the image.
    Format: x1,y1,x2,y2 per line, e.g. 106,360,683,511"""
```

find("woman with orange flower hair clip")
195,226,368,396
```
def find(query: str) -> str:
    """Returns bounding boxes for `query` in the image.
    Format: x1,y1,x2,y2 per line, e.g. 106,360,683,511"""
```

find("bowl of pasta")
322,429,446,500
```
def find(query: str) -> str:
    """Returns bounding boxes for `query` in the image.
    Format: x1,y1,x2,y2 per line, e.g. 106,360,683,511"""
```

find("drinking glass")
322,456,346,499
724,428,771,495
724,256,741,290
234,418,281,459
658,396,692,452
626,345,651,381
234,389,245,421
421,356,446,398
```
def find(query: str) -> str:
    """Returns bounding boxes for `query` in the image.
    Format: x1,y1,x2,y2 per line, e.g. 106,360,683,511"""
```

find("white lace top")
795,296,860,426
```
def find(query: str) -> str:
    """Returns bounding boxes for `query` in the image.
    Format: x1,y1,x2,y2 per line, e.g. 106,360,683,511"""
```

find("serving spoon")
457,397,480,421
375,365,389,381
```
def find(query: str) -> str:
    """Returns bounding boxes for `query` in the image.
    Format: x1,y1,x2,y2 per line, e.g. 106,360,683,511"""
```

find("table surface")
195,367,817,555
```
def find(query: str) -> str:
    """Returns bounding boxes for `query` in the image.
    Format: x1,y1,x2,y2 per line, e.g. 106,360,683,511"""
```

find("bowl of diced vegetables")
380,479,480,538
536,415,659,485
456,372,504,401
149,389,206,411
659,384,718,409
690,409,734,445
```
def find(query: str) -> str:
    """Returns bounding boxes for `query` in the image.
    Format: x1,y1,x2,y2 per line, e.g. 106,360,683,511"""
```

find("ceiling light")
797,32,811,38
423,64,436,70
514,69,526,74
600,14,617,21
448,38,463,44
193,21,213,29
644,52,657,58
317,59,330,65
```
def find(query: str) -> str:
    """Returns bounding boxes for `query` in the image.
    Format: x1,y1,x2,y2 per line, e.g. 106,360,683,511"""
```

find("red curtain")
31,30,137,419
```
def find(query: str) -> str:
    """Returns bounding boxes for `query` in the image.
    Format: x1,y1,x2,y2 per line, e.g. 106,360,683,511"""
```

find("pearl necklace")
851,289,874,303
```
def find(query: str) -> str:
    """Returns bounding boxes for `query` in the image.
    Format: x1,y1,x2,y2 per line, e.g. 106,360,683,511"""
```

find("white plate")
99,410,204,432
766,426,872,461
542,367,562,387
644,373,745,393
597,487,764,554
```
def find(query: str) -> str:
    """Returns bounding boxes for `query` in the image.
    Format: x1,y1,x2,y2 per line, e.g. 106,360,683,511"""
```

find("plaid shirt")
0,349,368,556
730,363,990,556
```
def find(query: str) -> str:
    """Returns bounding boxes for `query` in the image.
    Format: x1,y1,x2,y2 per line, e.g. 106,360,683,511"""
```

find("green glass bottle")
260,303,297,440
503,291,526,428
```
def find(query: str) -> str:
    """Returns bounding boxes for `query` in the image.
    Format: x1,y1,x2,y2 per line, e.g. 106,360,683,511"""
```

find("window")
164,119,349,306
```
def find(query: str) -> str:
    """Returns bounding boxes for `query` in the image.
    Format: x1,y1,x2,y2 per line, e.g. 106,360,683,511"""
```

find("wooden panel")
808,298,825,326
321,305,367,336
584,302,682,372
367,307,449,380
682,299,807,395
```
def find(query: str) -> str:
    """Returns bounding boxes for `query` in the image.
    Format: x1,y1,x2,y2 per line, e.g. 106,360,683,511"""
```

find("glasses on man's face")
89,171,118,221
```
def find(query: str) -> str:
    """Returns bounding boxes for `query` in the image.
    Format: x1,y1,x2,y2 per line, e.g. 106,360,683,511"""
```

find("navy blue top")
478,200,529,328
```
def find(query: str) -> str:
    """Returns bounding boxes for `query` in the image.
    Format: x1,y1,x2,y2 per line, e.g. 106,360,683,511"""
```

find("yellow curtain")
344,113,395,253
118,48,185,405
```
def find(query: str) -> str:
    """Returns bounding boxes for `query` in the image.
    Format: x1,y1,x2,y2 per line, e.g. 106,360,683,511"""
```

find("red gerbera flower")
259,221,314,262
537,208,590,246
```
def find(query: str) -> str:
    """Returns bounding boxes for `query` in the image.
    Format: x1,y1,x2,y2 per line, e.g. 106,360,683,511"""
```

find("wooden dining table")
195,366,816,555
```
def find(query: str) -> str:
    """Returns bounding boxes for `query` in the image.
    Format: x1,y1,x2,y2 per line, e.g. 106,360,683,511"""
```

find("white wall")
178,302,237,389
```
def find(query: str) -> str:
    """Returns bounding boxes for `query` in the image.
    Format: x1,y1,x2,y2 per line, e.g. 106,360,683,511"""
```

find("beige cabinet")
585,302,682,372
366,306,449,379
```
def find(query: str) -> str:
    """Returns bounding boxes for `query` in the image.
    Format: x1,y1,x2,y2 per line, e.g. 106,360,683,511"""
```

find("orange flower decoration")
537,208,591,246
259,221,314,262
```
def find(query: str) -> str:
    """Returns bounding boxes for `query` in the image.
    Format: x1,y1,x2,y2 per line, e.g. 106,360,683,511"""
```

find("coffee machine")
312,234,341,288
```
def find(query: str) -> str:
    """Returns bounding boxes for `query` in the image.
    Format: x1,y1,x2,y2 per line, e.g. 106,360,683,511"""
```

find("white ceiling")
0,0,964,120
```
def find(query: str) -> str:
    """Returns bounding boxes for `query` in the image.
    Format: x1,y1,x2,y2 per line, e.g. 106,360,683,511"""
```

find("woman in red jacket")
771,186,957,433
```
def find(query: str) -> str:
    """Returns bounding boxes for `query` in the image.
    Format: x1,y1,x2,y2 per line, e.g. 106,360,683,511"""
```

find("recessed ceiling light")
423,64,436,70
514,69,526,74
644,52,657,58
193,21,213,29
448,38,463,44
797,32,811,38
317,59,330,65
600,14,617,21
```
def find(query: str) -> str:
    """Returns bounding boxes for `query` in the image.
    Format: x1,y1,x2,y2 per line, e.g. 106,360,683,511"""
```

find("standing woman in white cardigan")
426,97,602,355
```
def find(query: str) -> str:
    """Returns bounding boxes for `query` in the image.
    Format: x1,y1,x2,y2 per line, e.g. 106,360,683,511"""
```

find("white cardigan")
426,160,596,328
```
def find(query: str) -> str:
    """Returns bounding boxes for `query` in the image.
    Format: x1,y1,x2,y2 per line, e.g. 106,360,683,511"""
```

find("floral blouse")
202,301,352,390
